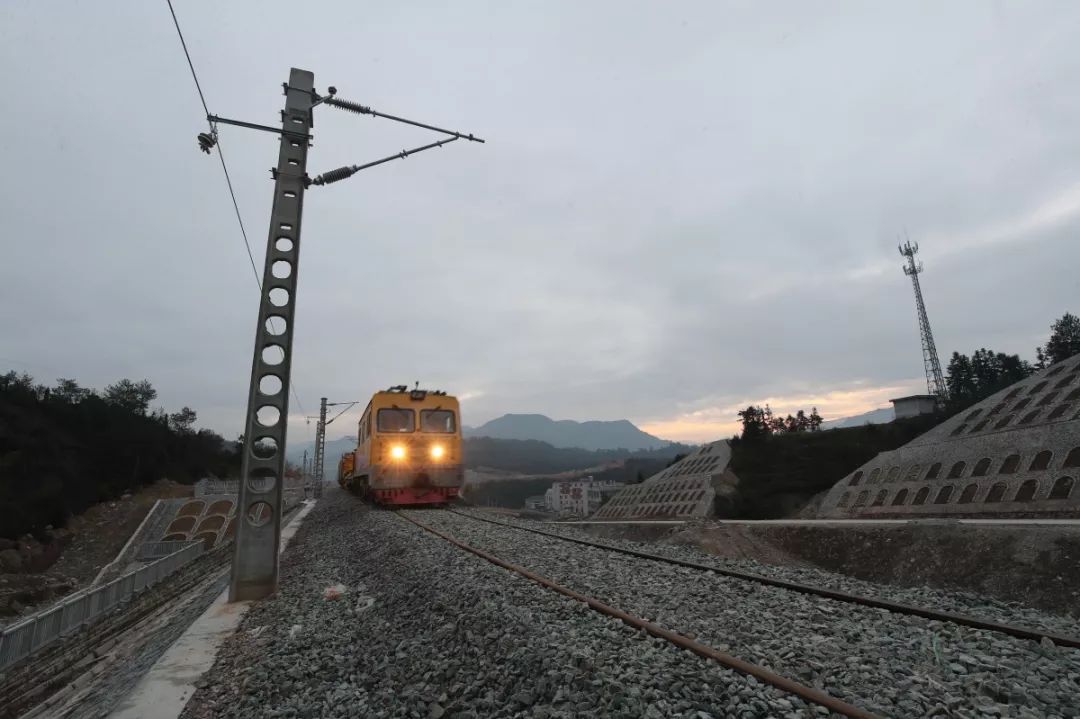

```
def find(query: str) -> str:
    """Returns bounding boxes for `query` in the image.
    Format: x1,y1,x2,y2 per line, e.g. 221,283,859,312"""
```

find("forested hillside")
463,456,672,508
727,415,943,518
462,436,692,474
0,372,240,539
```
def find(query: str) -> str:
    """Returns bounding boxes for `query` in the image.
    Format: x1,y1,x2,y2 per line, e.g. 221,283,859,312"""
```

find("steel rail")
448,508,1080,650
397,511,880,719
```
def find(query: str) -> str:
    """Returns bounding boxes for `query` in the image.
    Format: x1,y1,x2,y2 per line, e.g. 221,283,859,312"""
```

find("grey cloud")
2,1,1079,443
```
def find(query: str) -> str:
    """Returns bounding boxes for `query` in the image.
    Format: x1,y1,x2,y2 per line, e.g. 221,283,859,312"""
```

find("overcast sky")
2,1,1079,445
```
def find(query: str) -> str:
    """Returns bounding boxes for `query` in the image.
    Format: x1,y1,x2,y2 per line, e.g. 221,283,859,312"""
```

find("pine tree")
1045,312,1080,364
1034,346,1048,371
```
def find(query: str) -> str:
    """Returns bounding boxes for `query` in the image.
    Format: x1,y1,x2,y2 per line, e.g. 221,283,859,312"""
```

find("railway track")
400,507,1080,717
398,510,878,719
446,507,1080,649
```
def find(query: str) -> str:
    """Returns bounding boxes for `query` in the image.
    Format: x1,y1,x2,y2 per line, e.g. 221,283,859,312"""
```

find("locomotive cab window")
421,409,457,433
377,408,415,433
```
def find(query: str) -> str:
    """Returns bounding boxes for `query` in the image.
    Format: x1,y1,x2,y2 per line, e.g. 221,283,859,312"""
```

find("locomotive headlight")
431,444,445,460
390,445,406,460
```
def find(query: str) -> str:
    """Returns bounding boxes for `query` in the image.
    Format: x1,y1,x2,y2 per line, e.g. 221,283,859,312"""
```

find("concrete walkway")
110,500,317,719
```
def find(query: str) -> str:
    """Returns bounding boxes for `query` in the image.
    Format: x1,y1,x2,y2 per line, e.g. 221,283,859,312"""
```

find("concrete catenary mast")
211,68,483,601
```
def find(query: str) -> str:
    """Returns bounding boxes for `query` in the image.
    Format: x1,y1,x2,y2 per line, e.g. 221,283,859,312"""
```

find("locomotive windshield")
420,409,456,433
377,408,415,433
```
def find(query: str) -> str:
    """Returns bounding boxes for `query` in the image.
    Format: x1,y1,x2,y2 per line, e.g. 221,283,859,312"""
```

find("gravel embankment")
425,509,1080,719
465,510,1080,638
181,489,824,719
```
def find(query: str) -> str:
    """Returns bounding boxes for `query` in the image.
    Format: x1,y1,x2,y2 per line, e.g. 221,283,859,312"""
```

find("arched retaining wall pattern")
194,532,218,550
207,499,234,516
158,494,239,545
156,491,299,547
166,516,197,535
176,500,206,518
592,441,732,519
196,515,226,533
819,355,1080,518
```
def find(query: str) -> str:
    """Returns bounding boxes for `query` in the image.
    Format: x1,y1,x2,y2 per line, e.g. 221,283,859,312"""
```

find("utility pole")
302,449,309,497
202,69,483,602
230,69,313,601
899,239,948,404
313,397,327,499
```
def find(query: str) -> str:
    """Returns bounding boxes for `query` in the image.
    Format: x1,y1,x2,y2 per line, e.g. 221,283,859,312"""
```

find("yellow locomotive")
338,385,463,505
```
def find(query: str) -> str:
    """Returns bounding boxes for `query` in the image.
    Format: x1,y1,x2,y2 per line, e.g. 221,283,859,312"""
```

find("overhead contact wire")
164,0,305,416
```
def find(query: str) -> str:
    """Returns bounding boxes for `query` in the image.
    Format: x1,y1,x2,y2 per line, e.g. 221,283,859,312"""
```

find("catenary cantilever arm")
308,136,460,187
321,96,485,143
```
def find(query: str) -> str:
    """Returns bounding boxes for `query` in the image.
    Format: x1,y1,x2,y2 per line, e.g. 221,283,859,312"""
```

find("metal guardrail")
0,541,204,671
196,478,239,496
137,540,201,561
196,477,304,496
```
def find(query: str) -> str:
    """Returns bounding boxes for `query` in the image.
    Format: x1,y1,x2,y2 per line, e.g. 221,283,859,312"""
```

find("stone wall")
818,355,1080,518
591,441,736,519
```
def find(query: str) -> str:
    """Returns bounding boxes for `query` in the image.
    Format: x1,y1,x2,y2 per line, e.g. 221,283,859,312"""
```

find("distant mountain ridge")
821,406,894,430
285,434,687,476
463,413,670,451
286,436,357,468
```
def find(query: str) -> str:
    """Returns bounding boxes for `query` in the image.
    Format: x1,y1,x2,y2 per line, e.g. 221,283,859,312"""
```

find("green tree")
793,410,810,432
946,351,976,401
53,378,91,404
1034,346,1048,371
169,406,197,433
737,405,771,441
945,348,1032,413
103,379,157,415
1044,312,1080,364
0,372,241,538
739,404,821,439
1,371,35,392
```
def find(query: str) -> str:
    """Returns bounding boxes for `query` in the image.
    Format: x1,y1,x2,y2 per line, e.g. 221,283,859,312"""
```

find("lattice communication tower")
899,240,948,402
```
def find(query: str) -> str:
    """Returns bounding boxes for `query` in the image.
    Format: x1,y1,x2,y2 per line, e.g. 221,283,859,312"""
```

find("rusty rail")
448,508,1080,650
398,511,881,719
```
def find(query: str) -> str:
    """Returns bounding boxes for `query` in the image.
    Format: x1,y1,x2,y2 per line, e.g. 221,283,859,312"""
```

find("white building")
544,476,624,517
890,394,939,419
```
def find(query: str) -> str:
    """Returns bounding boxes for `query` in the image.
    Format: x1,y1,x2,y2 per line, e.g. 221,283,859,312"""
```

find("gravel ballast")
424,509,1080,718
477,511,1080,638
180,488,823,719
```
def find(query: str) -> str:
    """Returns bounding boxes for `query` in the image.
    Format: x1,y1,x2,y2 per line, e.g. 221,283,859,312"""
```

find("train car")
338,385,463,505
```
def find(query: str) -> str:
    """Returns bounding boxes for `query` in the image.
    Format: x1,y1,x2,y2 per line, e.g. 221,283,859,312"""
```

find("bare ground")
0,480,193,621
668,520,1080,617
